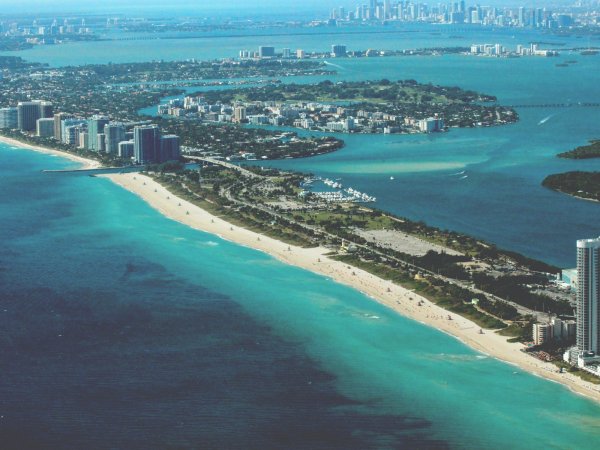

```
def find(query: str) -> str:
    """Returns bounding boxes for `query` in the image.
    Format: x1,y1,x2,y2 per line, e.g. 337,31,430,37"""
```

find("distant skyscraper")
104,123,126,154
576,238,600,355
233,106,247,123
87,115,110,151
331,44,347,58
518,7,525,26
258,46,275,58
133,125,161,164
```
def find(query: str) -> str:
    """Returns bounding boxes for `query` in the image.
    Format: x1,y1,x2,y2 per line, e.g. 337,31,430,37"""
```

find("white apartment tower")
577,238,600,354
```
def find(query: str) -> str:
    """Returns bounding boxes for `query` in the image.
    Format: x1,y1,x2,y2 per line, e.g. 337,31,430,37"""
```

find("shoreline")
7,141,600,404
103,171,600,404
0,135,101,170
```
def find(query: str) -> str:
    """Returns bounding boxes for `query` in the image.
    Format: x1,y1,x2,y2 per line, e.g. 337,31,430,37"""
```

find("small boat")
390,176,395,180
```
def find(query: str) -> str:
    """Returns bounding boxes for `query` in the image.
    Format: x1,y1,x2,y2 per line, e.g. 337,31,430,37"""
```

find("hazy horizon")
0,0,579,16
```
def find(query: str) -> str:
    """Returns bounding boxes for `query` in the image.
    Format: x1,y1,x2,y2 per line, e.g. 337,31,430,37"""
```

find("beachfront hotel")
565,237,600,373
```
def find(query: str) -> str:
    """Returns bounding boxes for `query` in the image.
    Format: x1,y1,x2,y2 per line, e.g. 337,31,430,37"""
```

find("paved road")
181,160,549,322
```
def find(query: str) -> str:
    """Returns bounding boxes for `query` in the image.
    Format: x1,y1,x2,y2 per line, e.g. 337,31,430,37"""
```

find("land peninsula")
558,140,600,159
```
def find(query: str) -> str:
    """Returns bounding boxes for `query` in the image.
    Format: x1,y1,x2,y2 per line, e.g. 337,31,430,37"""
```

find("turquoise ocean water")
2,23,600,448
2,143,600,449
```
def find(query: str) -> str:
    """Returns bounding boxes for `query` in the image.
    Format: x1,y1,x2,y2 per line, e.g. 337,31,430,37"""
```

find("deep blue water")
0,147,447,449
3,141,600,450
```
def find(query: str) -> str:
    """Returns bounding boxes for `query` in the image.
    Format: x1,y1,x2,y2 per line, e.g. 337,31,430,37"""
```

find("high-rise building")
331,44,347,58
104,123,126,154
61,119,87,144
36,118,55,137
533,323,552,346
258,46,275,58
87,115,110,151
39,101,53,119
53,112,72,141
233,106,247,123
18,100,52,132
64,124,86,146
576,238,600,355
160,135,181,162
118,140,135,159
0,107,18,129
97,133,106,153
78,131,89,150
133,124,161,164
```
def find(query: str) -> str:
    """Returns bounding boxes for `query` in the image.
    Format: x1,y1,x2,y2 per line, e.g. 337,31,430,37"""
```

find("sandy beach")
0,135,101,170
103,171,600,404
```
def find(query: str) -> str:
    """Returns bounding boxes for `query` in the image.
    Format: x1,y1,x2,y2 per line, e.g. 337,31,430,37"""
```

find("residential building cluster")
158,95,445,135
0,100,180,164
330,1,585,29
240,46,307,60
561,237,600,376
0,18,93,45
470,43,559,57
532,318,576,346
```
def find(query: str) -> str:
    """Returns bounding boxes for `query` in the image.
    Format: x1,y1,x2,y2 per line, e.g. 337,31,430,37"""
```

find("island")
542,139,600,201
543,171,600,202
171,79,518,134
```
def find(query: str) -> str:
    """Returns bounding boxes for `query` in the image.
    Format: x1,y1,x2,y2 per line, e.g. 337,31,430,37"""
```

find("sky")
0,0,578,16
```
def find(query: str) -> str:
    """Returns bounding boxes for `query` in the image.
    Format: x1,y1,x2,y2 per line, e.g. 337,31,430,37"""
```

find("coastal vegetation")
155,118,344,160
557,139,600,159
147,162,572,334
542,171,600,202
